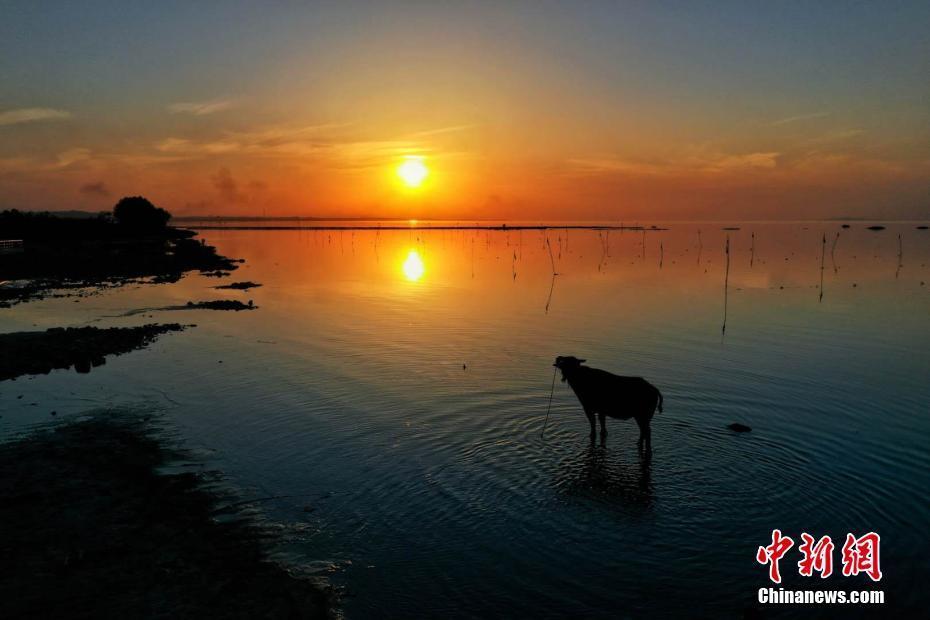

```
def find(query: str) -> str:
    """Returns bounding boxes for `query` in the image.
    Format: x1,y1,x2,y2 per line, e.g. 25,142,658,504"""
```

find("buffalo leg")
598,413,608,440
585,411,596,442
635,416,652,453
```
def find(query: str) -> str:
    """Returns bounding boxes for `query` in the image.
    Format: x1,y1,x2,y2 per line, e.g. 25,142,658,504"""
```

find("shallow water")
2,222,929,617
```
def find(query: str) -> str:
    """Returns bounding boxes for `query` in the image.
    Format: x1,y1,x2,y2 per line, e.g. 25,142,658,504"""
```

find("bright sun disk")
397,158,428,188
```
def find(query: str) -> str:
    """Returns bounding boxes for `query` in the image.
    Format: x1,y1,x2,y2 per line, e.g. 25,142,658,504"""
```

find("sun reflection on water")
402,248,425,281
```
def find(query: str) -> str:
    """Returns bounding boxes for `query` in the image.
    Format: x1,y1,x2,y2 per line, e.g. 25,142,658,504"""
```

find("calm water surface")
2,222,928,617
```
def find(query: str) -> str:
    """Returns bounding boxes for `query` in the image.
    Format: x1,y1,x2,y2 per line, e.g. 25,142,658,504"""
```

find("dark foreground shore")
0,412,332,619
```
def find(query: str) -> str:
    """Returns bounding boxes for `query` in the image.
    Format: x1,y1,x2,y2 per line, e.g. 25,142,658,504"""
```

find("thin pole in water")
722,235,730,338
541,366,558,439
819,233,826,302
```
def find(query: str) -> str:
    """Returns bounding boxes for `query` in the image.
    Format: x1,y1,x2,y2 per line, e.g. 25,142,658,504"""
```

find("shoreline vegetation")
0,197,240,307
0,411,332,619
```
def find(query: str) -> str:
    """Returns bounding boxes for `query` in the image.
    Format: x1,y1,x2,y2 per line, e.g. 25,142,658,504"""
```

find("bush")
113,196,170,230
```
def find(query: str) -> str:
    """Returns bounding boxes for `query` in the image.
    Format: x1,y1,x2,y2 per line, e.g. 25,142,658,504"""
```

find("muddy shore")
0,412,332,619
0,324,186,382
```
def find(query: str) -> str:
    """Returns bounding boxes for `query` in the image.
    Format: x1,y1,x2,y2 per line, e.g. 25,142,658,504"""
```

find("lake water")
2,222,928,617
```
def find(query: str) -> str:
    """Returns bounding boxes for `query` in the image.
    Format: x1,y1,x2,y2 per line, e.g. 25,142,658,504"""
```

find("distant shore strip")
186,224,669,231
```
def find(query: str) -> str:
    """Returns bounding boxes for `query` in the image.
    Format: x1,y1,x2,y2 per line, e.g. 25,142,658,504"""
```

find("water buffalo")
553,356,662,450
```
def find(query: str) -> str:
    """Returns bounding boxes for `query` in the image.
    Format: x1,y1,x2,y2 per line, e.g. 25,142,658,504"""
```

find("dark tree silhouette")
112,196,170,230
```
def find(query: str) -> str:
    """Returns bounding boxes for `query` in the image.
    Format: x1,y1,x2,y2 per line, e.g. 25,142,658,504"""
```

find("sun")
397,157,429,188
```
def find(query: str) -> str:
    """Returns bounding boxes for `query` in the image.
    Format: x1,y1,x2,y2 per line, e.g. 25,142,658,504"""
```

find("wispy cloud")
79,181,109,197
567,149,780,177
0,148,91,174
211,167,243,203
210,167,269,204
156,137,241,155
566,157,666,176
152,122,424,169
0,107,71,126
770,112,829,126
566,143,930,185
710,151,780,171
56,148,92,167
406,124,476,138
155,123,341,156
167,98,235,116
801,128,865,146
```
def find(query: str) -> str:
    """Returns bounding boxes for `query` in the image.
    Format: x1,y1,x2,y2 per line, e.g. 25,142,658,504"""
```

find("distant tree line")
1,196,172,240
112,196,171,230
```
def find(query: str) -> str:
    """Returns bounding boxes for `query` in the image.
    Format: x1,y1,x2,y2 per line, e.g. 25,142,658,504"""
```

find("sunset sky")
1,1,928,220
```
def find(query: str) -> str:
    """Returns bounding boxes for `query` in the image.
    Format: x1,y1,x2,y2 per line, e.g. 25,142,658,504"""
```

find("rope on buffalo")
541,366,557,439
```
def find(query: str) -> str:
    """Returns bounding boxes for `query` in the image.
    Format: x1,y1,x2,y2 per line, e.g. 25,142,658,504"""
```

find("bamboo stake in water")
896,234,903,279
722,235,730,338
541,367,558,439
544,273,556,314
697,229,703,265
819,233,826,302
546,236,558,275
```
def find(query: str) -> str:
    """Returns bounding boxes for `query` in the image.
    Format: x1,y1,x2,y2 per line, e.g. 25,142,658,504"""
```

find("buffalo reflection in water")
553,445,654,515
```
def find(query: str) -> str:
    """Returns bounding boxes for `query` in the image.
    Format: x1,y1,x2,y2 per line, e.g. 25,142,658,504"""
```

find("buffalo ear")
578,359,586,364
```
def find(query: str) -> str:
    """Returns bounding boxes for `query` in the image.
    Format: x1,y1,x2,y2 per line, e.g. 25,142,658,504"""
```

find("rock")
214,281,262,290
201,270,232,278
727,423,752,433
181,300,255,312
